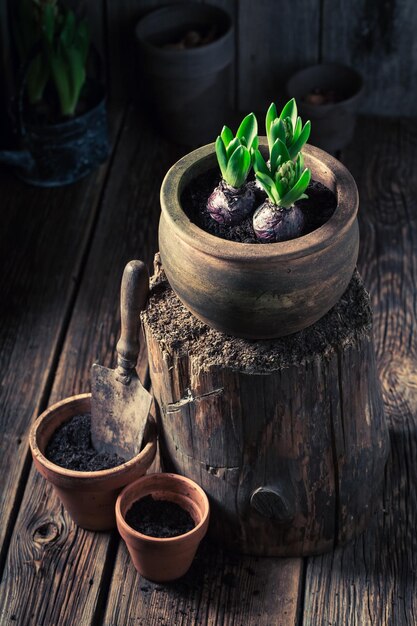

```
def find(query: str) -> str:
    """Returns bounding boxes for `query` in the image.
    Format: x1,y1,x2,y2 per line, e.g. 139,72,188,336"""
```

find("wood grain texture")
143,264,388,556
0,107,182,626
104,539,302,626
302,118,417,624
238,0,320,115
0,106,123,576
322,0,417,115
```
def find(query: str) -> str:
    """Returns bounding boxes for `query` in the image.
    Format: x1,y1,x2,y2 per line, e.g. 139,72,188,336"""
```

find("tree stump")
142,254,390,556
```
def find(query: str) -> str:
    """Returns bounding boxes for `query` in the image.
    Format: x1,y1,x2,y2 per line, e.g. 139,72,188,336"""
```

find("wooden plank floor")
0,110,416,625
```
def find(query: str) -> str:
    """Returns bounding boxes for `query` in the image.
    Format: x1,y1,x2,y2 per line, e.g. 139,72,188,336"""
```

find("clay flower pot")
29,393,157,531
286,64,363,153
159,139,359,339
115,473,210,582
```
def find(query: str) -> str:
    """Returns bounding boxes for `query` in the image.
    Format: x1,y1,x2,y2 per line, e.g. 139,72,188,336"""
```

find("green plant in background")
266,98,311,159
14,0,90,117
215,113,258,188
207,113,259,224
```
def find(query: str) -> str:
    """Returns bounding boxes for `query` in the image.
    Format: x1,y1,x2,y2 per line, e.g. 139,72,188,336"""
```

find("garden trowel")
90,260,152,460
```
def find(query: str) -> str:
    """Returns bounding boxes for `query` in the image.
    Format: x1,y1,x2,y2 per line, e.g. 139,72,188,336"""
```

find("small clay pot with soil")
159,138,359,339
29,393,157,531
116,473,210,582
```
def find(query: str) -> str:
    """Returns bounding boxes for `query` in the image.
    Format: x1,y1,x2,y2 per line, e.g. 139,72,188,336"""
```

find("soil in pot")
125,495,195,537
303,87,346,106
162,25,219,50
45,413,127,471
181,169,337,244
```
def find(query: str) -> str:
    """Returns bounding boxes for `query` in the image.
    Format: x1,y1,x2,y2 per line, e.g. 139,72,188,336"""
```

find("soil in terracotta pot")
181,169,337,243
125,495,195,538
45,413,127,471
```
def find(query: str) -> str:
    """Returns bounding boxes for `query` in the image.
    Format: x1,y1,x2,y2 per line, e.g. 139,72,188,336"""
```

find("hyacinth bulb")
253,201,304,243
207,180,256,225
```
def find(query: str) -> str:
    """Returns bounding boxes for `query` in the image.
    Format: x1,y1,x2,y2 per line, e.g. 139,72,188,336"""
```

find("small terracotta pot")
29,393,157,531
159,139,359,339
115,473,210,582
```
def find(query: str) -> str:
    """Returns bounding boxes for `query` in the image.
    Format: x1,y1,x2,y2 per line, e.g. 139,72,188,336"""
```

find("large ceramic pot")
159,139,359,339
116,473,210,582
30,393,157,530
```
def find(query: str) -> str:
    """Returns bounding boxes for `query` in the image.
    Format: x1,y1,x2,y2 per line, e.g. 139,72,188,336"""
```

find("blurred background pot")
29,393,157,531
135,3,234,146
286,63,363,153
116,473,210,582
0,83,109,187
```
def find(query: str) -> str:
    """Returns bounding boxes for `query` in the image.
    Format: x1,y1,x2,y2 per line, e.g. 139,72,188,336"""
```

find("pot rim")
160,139,359,261
116,472,210,545
29,392,157,483
286,63,364,111
135,3,233,61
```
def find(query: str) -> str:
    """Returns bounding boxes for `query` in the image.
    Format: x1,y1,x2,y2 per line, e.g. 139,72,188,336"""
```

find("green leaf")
26,53,50,104
280,168,311,207
226,137,241,159
215,136,228,179
76,19,90,65
265,102,277,137
293,116,302,142
43,4,55,44
236,113,258,149
279,98,297,129
270,119,286,150
225,145,251,188
60,10,76,48
288,121,311,159
270,139,291,172
221,125,233,148
253,149,270,177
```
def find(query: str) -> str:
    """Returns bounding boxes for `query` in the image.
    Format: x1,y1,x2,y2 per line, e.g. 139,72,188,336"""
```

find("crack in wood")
165,387,224,413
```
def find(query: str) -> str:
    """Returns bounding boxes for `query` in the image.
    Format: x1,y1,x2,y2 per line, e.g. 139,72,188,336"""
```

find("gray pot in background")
286,64,363,153
135,3,234,147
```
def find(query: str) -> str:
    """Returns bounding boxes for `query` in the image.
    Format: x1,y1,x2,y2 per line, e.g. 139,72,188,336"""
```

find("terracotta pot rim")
116,472,210,544
29,392,157,483
160,139,359,261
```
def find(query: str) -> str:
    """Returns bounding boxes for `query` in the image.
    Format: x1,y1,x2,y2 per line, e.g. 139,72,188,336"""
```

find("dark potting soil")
180,168,337,243
143,265,372,374
45,413,127,471
125,495,195,538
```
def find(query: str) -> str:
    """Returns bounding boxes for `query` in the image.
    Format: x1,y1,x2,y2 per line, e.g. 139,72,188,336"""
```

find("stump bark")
142,255,389,556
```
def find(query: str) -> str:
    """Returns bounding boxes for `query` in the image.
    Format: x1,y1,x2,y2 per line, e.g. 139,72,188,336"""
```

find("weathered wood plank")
238,0,320,116
0,105,124,576
104,540,302,626
0,107,182,625
302,118,417,624
322,0,417,115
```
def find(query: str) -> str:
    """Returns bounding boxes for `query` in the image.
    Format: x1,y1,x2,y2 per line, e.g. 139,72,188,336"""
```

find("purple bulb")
207,180,256,225
253,202,304,242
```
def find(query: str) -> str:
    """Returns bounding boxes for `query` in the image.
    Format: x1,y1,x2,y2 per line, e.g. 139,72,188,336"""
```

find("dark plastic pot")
0,83,109,187
286,64,363,153
135,3,234,146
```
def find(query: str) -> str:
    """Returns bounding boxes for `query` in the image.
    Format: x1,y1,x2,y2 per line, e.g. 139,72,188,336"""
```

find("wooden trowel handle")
116,260,149,382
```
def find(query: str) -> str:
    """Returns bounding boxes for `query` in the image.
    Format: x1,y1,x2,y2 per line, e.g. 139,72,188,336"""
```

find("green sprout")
14,0,90,117
266,98,311,160
254,140,311,208
215,113,258,188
